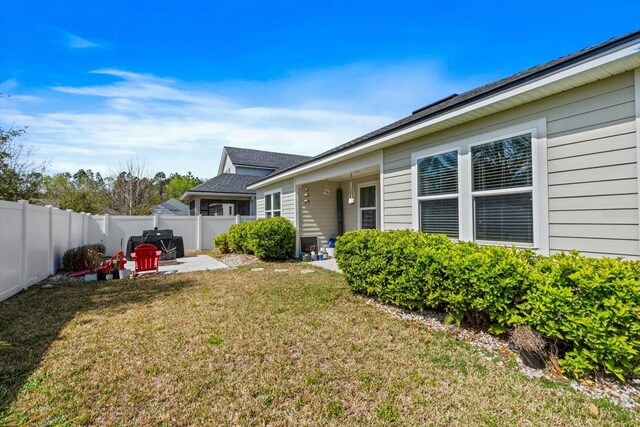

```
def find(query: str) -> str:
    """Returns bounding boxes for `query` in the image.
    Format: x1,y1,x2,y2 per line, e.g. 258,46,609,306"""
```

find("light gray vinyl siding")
297,174,380,247
235,166,272,176
382,71,638,258
255,179,295,223
299,181,340,248
340,174,380,232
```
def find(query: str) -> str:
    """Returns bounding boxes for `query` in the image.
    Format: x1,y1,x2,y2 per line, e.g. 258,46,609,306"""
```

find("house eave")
180,191,255,201
248,37,640,190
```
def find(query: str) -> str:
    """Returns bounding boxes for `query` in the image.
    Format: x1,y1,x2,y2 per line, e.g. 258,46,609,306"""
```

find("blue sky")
1,0,639,177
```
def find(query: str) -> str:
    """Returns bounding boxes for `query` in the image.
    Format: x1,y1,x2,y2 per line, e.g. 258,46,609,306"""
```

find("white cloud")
67,33,100,49
1,63,486,178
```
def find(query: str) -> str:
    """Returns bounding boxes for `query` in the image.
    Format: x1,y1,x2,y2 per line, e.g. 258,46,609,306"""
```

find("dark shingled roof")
224,146,312,171
156,198,190,215
253,29,640,184
187,173,262,195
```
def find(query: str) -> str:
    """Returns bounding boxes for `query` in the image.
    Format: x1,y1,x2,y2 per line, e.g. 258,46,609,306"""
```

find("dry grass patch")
1,264,637,426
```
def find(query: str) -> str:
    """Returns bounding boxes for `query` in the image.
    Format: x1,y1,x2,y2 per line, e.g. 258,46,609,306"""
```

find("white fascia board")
182,191,254,199
248,40,640,190
217,148,229,176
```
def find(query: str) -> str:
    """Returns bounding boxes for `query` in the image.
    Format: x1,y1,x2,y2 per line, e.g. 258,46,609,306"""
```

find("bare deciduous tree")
108,157,160,215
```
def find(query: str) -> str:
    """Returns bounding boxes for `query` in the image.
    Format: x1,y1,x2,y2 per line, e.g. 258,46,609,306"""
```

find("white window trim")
263,187,282,218
357,181,379,230
411,118,549,254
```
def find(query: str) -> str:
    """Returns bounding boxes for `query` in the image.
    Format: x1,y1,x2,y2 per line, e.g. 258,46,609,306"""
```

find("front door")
358,183,377,229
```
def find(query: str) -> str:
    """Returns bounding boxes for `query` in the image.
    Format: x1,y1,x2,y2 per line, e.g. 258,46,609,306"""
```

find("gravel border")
358,295,640,410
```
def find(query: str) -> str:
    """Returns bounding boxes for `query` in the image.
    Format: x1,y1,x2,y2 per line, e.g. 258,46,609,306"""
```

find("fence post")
104,214,110,251
67,209,73,250
80,212,87,245
196,214,202,250
18,200,28,289
235,214,241,225
46,205,54,275
85,213,91,243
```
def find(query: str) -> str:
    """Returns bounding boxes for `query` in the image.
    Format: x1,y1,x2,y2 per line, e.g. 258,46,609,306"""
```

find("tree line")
0,126,203,215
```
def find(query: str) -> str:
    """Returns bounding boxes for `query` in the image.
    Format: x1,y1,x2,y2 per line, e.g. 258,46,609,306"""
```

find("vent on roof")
412,93,459,115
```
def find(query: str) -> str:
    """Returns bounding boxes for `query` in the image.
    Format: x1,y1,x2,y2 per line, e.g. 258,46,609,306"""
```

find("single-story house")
248,30,640,259
181,146,311,216
153,198,190,216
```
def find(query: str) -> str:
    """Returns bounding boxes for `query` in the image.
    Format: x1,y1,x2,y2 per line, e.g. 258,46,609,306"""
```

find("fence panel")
0,200,254,302
158,216,198,250
52,209,71,270
69,212,85,248
0,201,24,301
104,216,154,254
25,204,51,286
201,217,237,249
90,215,106,245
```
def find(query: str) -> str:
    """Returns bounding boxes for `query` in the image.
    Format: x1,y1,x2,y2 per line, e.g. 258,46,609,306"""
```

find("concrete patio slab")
154,255,228,275
309,258,342,273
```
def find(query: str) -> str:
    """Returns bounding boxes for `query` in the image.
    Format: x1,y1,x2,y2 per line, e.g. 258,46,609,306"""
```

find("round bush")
248,217,295,260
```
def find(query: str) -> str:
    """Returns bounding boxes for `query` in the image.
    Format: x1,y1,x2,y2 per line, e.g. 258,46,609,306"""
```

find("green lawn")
0,264,637,426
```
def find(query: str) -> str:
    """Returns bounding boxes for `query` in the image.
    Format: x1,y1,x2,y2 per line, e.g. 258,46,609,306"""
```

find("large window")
416,150,459,238
264,190,281,218
412,122,545,249
471,134,533,244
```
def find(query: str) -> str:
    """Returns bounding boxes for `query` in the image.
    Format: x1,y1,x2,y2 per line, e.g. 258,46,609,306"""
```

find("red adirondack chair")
131,244,162,276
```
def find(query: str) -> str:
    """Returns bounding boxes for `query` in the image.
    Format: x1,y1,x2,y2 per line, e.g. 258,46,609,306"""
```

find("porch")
296,160,381,253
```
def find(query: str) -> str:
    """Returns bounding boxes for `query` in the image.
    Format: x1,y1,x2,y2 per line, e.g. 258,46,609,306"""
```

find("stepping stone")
251,268,265,272
300,269,315,274
274,268,289,272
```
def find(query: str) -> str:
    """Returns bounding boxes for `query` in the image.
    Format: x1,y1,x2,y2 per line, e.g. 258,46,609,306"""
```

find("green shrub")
225,218,295,260
227,222,255,254
335,230,534,332
248,217,296,260
335,230,640,379
62,243,106,272
523,252,640,380
213,232,229,253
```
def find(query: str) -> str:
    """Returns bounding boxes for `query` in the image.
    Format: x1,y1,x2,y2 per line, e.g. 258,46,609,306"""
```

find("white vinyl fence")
0,200,254,302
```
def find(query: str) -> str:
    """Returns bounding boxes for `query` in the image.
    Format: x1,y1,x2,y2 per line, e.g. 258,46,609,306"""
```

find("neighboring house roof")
154,198,190,215
224,146,312,172
185,173,263,196
250,29,640,188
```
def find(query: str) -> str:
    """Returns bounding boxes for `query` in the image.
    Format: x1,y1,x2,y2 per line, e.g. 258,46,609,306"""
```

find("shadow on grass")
0,275,202,414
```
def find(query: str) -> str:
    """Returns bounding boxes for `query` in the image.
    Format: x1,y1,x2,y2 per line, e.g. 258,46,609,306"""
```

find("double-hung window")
471,134,533,244
416,150,459,238
264,190,281,218
412,120,546,249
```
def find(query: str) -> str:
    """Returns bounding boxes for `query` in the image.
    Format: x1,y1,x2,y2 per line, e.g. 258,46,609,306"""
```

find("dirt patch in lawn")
0,266,637,426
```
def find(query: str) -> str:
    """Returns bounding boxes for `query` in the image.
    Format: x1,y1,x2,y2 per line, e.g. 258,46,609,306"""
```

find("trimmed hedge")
62,243,106,272
223,217,295,260
335,229,640,380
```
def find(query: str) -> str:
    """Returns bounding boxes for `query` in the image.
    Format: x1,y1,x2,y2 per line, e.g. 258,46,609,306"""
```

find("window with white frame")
358,184,377,229
413,122,544,248
264,190,281,218
416,150,459,238
471,133,533,244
